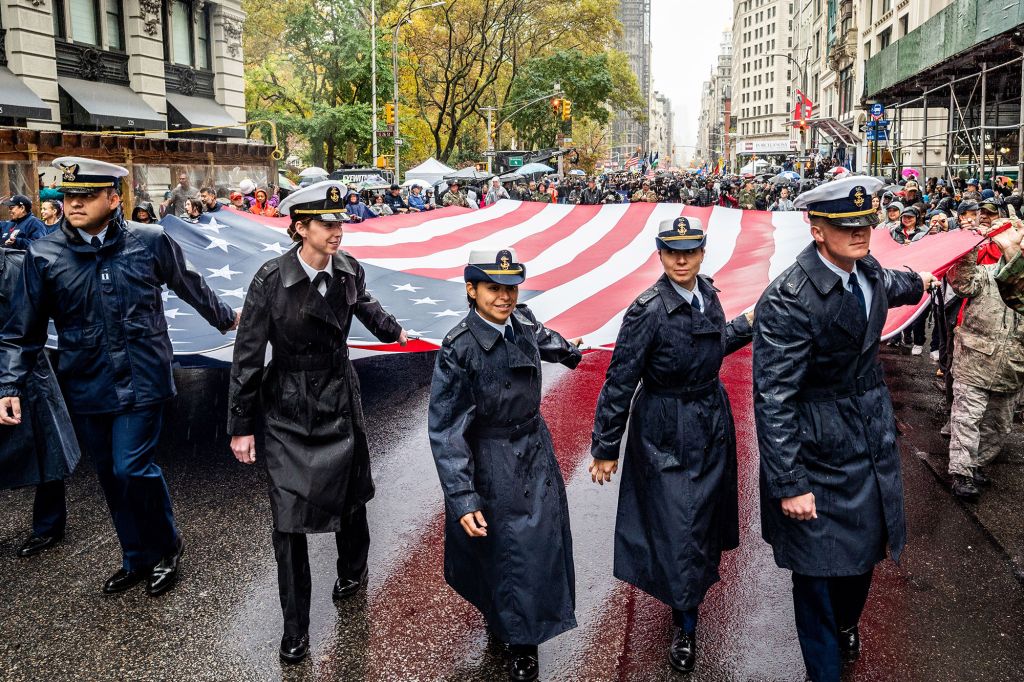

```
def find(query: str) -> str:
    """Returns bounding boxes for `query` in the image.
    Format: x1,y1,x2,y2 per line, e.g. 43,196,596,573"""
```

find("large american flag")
97,202,979,364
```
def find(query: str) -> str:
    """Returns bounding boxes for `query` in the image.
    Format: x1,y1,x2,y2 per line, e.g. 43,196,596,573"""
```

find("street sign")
508,156,524,168
866,130,889,141
866,119,890,129
870,103,884,121
375,130,393,137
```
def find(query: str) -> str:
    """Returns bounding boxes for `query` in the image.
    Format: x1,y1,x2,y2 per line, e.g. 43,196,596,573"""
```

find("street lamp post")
371,0,377,165
770,48,809,178
392,1,445,181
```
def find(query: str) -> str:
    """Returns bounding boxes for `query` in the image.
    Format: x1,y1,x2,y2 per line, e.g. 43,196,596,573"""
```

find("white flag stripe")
583,305,631,347
568,205,744,343
525,204,686,322
343,199,522,247
360,203,576,270
524,204,632,277
700,205,745,280
768,211,812,280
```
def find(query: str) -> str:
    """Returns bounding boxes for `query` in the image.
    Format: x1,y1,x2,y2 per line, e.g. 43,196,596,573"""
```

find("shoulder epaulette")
636,287,661,306
443,320,471,344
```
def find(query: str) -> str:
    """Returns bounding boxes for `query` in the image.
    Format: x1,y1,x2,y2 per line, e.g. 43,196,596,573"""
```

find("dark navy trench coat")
428,305,582,646
0,248,80,490
228,247,402,533
753,243,923,576
0,212,235,413
591,274,753,610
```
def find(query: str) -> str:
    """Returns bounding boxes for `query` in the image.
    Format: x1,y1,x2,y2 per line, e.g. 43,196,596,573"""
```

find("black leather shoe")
332,568,368,600
103,568,146,594
838,625,860,661
973,468,992,487
507,645,539,682
279,633,309,664
146,537,184,597
17,533,62,558
952,474,980,500
669,628,697,673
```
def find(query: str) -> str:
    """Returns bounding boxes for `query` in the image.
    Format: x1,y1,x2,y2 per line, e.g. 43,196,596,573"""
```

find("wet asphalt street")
2,348,1024,682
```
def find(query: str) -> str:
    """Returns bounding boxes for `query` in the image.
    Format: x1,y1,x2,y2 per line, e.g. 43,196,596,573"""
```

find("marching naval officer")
752,175,936,682
428,248,582,682
228,180,407,664
589,217,753,674
0,157,238,596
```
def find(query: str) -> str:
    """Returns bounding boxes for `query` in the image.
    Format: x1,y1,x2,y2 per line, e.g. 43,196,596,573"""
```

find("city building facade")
0,0,271,217
697,30,733,169
731,0,798,166
611,0,652,167
650,91,674,167
1,0,246,137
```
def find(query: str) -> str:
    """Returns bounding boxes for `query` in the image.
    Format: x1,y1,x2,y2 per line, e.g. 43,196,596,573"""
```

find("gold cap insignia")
60,163,79,182
328,186,341,203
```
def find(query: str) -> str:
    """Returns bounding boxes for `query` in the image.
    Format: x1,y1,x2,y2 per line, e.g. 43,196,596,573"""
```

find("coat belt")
643,378,718,401
467,413,541,440
272,348,349,371
796,364,884,402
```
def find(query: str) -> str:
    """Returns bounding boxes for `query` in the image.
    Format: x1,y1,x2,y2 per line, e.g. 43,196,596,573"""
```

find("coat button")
504,381,511,389
546,479,551,487
515,451,522,458
524,489,530,497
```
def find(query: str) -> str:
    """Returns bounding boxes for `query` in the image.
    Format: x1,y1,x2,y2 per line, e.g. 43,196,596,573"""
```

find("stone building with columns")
0,0,272,214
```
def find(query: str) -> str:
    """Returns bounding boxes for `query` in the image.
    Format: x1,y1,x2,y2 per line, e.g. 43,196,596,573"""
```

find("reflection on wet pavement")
2,350,1023,681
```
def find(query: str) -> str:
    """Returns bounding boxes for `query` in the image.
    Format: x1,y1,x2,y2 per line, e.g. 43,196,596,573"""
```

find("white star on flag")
411,297,442,305
207,265,242,280
164,308,193,319
199,217,224,234
160,290,178,302
431,309,462,318
393,283,423,292
205,236,231,252
218,287,246,299
261,241,289,255
405,329,430,336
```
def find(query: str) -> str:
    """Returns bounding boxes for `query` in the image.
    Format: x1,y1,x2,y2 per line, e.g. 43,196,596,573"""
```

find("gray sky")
650,1,733,164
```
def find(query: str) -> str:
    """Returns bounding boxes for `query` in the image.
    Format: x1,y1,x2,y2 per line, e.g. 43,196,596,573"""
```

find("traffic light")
384,103,395,126
551,98,562,117
561,100,572,121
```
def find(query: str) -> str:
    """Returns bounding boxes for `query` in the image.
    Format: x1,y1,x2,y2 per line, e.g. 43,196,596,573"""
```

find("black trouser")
791,569,873,682
936,292,963,409
902,310,927,346
32,479,66,538
273,505,370,637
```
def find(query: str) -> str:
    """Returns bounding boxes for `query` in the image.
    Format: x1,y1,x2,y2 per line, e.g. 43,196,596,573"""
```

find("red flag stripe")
400,204,608,281
344,201,549,259
524,203,660,291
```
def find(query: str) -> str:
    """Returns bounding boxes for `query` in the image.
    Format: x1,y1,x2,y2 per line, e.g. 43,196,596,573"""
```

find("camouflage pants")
947,379,1017,477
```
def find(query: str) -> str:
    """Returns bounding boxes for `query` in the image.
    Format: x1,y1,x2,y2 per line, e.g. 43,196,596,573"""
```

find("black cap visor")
656,236,706,251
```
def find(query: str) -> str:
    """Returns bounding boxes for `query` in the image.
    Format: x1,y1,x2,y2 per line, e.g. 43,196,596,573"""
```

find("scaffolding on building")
862,0,1024,184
